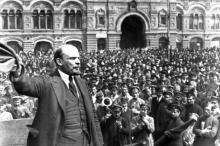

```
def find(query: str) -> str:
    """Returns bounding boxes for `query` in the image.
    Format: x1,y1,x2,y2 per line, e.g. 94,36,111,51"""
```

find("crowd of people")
0,46,220,146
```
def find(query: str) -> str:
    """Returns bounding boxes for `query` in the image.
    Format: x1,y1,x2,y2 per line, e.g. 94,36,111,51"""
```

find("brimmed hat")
12,96,22,100
163,90,174,97
96,91,104,99
110,104,123,112
170,103,182,112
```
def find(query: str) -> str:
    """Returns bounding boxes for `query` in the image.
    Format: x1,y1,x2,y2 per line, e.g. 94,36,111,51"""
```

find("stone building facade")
0,0,220,52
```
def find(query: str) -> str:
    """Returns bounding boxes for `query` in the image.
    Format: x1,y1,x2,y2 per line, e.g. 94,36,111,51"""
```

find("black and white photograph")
0,0,219,146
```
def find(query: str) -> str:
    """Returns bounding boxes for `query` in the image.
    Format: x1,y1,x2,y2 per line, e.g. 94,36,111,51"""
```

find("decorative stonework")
117,6,126,13
88,17,94,28
25,16,31,23
140,7,148,14
185,19,188,29
128,0,137,11
183,2,189,10
2,2,22,10
25,24,30,29
151,16,157,28
109,17,114,28
55,16,61,23
23,0,30,6
66,4,81,10
171,16,176,28
54,2,61,7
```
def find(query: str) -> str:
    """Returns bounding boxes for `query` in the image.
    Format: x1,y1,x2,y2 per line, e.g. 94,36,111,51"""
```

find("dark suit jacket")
155,117,184,146
10,70,103,146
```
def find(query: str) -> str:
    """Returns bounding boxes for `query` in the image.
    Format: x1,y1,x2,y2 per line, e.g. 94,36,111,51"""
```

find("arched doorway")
7,41,23,53
120,15,146,49
34,41,53,55
66,41,82,51
190,37,203,49
211,37,220,48
159,37,169,49
97,38,106,50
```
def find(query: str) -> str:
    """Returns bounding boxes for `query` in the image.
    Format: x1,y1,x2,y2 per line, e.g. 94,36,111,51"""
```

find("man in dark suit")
10,44,103,146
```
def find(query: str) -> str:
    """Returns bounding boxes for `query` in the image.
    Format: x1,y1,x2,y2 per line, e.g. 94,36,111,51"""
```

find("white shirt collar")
58,70,79,97
58,69,70,88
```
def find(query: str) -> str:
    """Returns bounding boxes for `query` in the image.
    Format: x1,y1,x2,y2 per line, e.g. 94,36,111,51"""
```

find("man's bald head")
54,44,81,75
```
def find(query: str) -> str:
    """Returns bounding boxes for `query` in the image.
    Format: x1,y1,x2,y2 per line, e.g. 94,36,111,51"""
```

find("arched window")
16,10,22,29
176,13,182,30
47,10,53,29
34,41,53,55
33,9,53,29
189,14,194,29
39,10,46,29
211,14,215,29
64,10,69,29
198,14,204,29
216,14,220,29
159,10,167,26
9,10,15,29
194,14,199,29
7,41,23,53
70,10,75,29
66,41,82,51
1,9,23,30
33,10,39,29
190,37,203,49
2,10,8,29
96,8,105,28
76,10,82,29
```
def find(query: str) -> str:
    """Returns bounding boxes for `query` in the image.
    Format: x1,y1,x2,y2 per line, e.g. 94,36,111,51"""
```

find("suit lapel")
50,76,66,116
75,77,90,102
75,77,95,118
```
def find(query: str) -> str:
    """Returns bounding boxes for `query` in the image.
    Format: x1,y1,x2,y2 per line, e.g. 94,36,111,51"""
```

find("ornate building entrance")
120,15,146,49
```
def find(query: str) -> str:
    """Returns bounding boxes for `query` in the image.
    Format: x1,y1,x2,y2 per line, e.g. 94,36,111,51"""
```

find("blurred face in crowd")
213,75,218,83
0,85,5,96
56,45,81,76
176,77,181,84
112,89,118,96
204,105,212,117
13,98,22,106
91,86,97,95
4,86,13,95
140,105,148,117
122,86,129,95
171,108,180,119
187,96,195,105
132,88,139,99
206,90,215,99
174,84,181,92
189,81,197,90
121,102,128,112
112,108,121,119
164,94,173,104
210,100,220,110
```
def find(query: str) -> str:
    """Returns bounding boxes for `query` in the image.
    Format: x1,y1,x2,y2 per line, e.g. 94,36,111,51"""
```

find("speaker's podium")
0,118,33,146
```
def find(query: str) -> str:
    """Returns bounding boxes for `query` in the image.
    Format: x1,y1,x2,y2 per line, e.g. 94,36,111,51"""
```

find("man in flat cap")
154,90,173,140
101,104,130,146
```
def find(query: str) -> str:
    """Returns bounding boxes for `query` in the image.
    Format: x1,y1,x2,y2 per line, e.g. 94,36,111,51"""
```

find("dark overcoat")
11,70,103,146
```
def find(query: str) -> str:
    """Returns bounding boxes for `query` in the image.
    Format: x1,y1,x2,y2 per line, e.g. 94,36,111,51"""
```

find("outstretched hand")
189,113,199,121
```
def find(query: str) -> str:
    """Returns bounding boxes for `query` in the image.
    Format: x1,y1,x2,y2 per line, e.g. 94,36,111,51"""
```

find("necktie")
69,76,78,98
